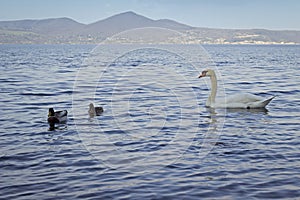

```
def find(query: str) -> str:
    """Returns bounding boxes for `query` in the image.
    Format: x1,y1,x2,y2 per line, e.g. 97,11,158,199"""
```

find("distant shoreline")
0,12,299,45
0,42,299,45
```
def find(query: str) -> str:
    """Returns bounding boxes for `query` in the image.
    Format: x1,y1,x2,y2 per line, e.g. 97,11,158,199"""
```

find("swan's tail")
248,96,275,109
261,96,275,108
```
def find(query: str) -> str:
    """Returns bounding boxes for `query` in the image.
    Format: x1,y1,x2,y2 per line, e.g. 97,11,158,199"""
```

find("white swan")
198,69,274,109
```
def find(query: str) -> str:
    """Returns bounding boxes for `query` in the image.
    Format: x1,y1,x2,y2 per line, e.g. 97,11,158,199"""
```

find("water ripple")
0,44,300,199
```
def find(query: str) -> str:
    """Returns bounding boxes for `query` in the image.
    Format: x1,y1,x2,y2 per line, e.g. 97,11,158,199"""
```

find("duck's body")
89,103,104,116
48,108,68,129
199,69,274,109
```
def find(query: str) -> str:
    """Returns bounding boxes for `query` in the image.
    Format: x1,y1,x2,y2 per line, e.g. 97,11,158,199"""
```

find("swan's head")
198,69,214,78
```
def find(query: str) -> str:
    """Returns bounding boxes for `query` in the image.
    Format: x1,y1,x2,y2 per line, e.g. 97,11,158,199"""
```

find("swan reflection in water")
198,107,224,159
198,106,269,158
226,107,269,114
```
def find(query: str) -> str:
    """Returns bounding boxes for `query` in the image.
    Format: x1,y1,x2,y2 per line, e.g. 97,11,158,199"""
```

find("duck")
88,103,104,116
198,69,274,109
48,108,68,130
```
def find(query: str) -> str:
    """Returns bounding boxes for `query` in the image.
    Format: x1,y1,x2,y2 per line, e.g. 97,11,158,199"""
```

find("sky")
0,0,299,30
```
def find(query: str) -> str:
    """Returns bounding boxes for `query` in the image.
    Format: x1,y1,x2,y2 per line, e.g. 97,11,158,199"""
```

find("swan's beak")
198,70,207,78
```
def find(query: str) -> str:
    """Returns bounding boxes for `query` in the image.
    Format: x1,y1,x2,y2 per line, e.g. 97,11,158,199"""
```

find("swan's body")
198,69,274,109
89,103,104,116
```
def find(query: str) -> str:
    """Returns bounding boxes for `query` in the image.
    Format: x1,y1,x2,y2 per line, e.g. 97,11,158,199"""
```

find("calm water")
0,44,300,199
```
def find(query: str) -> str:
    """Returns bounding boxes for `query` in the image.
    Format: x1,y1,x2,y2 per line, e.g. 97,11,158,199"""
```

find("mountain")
82,11,192,39
0,17,84,35
0,11,299,44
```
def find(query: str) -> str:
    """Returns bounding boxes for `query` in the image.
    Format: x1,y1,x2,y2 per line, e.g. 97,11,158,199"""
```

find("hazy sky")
0,0,299,30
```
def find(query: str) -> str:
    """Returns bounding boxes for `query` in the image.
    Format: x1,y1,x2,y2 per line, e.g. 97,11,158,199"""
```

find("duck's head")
48,108,55,117
198,69,214,78
89,103,94,109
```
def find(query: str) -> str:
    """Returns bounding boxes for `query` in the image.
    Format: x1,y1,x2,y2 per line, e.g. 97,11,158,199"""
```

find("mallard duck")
48,108,68,129
88,103,104,116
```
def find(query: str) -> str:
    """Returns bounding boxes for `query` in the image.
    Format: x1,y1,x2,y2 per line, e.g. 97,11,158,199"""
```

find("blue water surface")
0,44,300,199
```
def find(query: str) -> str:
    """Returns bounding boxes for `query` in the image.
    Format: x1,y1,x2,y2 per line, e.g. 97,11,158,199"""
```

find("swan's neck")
208,73,217,106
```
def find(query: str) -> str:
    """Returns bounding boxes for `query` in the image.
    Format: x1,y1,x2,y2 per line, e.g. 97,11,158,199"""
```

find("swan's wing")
226,93,264,104
221,93,274,108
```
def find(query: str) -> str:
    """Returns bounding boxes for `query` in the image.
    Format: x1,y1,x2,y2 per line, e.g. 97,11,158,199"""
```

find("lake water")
0,44,299,199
